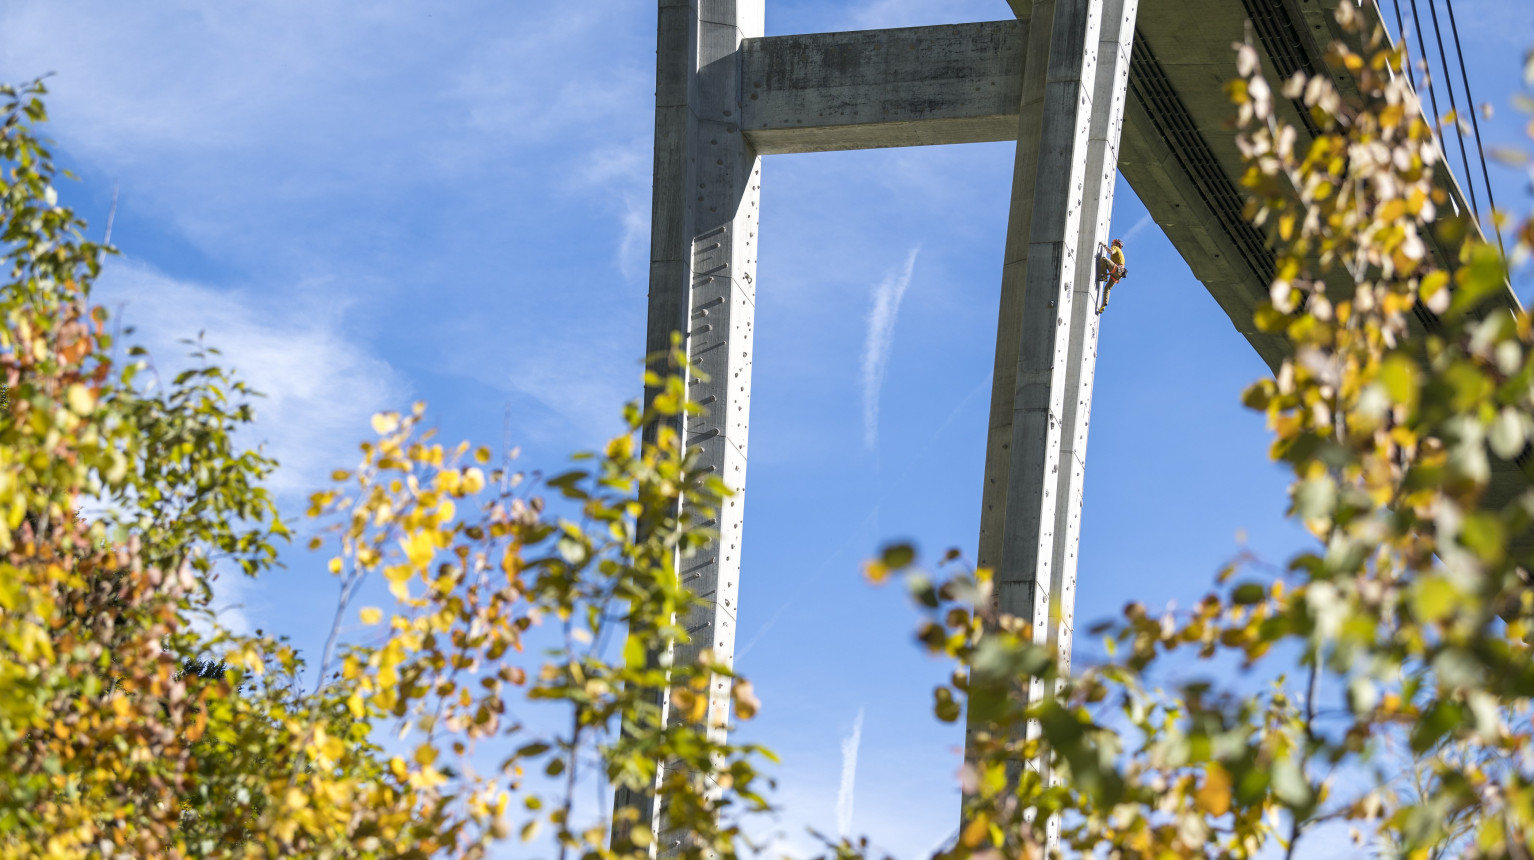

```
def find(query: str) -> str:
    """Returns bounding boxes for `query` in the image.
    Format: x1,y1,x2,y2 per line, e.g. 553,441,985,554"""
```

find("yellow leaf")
359,606,382,625
328,557,343,574
1420,270,1449,303
1196,763,1233,816
402,531,435,569
960,813,991,848
1378,354,1419,411
65,384,94,416
384,564,413,599
622,635,646,670
1412,575,1459,622
462,467,486,494
371,412,400,435
863,560,891,584
732,679,761,720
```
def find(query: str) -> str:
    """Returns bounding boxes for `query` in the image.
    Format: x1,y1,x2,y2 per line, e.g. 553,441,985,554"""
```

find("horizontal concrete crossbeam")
741,21,1027,154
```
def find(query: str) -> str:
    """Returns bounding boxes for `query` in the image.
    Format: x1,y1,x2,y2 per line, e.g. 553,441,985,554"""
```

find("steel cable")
1407,1,1448,206
1391,0,1407,68
1443,0,1507,260
1427,0,1481,219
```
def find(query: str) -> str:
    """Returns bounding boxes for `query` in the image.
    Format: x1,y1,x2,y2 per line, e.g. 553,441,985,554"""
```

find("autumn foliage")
0,81,767,860
862,10,1534,860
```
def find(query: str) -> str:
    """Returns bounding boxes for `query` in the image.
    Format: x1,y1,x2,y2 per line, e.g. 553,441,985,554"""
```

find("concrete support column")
966,0,1135,841
617,1,763,856
1051,0,1137,699
1037,0,1137,847
973,0,1101,736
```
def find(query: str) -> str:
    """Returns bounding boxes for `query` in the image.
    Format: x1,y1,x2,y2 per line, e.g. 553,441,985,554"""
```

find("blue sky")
3,1,1529,856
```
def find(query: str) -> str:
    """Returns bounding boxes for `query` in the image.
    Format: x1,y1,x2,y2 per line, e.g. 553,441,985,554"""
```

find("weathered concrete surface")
620,1,763,855
736,0,1498,364
966,0,1105,810
742,21,1027,154
1024,3,1141,846
1051,0,1137,722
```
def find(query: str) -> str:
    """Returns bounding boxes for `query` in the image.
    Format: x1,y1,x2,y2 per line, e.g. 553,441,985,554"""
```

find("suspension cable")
1407,0,1448,203
1443,0,1507,261
1390,0,1407,69
1427,1,1481,219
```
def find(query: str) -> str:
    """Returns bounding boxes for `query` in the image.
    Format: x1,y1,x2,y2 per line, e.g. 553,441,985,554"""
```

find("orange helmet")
1111,238,1122,247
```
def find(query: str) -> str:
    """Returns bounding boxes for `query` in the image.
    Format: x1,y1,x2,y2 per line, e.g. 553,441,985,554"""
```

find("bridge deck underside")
1119,0,1530,541
743,0,1532,548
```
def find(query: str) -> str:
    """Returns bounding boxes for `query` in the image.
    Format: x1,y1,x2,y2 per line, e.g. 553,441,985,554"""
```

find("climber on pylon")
1096,238,1127,315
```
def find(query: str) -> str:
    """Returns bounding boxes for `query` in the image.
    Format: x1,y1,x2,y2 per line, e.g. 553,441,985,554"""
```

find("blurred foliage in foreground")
7,5,1534,859
0,80,768,860
836,9,1534,860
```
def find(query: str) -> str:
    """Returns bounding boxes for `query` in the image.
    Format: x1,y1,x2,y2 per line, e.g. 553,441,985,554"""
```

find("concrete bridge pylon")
619,0,1140,853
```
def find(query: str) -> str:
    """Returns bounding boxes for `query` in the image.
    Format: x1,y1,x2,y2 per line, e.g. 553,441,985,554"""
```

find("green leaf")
880,542,916,569
1231,582,1267,605
1458,513,1505,564
1270,756,1312,808
1293,476,1336,520
1446,243,1508,320
1489,408,1527,459
1411,575,1459,623
1378,353,1419,410
1409,701,1463,754
623,635,646,669
515,742,551,759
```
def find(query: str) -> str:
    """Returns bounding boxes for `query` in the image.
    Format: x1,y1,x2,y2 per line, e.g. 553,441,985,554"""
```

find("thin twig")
1283,657,1323,860
557,615,583,860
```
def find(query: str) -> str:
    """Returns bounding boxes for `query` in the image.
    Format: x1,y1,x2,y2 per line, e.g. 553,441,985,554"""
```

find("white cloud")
616,192,651,282
205,566,254,637
448,10,650,146
98,258,404,498
861,247,920,449
573,143,648,190
497,347,638,448
0,3,661,459
2,2,417,165
569,141,653,281
836,708,866,837
0,1,652,266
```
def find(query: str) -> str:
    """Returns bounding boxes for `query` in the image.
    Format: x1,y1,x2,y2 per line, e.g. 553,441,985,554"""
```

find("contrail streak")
861,247,920,450
836,708,866,837
1121,211,1154,243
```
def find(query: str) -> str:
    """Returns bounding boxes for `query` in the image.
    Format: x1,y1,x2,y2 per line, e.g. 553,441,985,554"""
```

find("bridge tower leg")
968,0,1137,845
615,0,764,856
